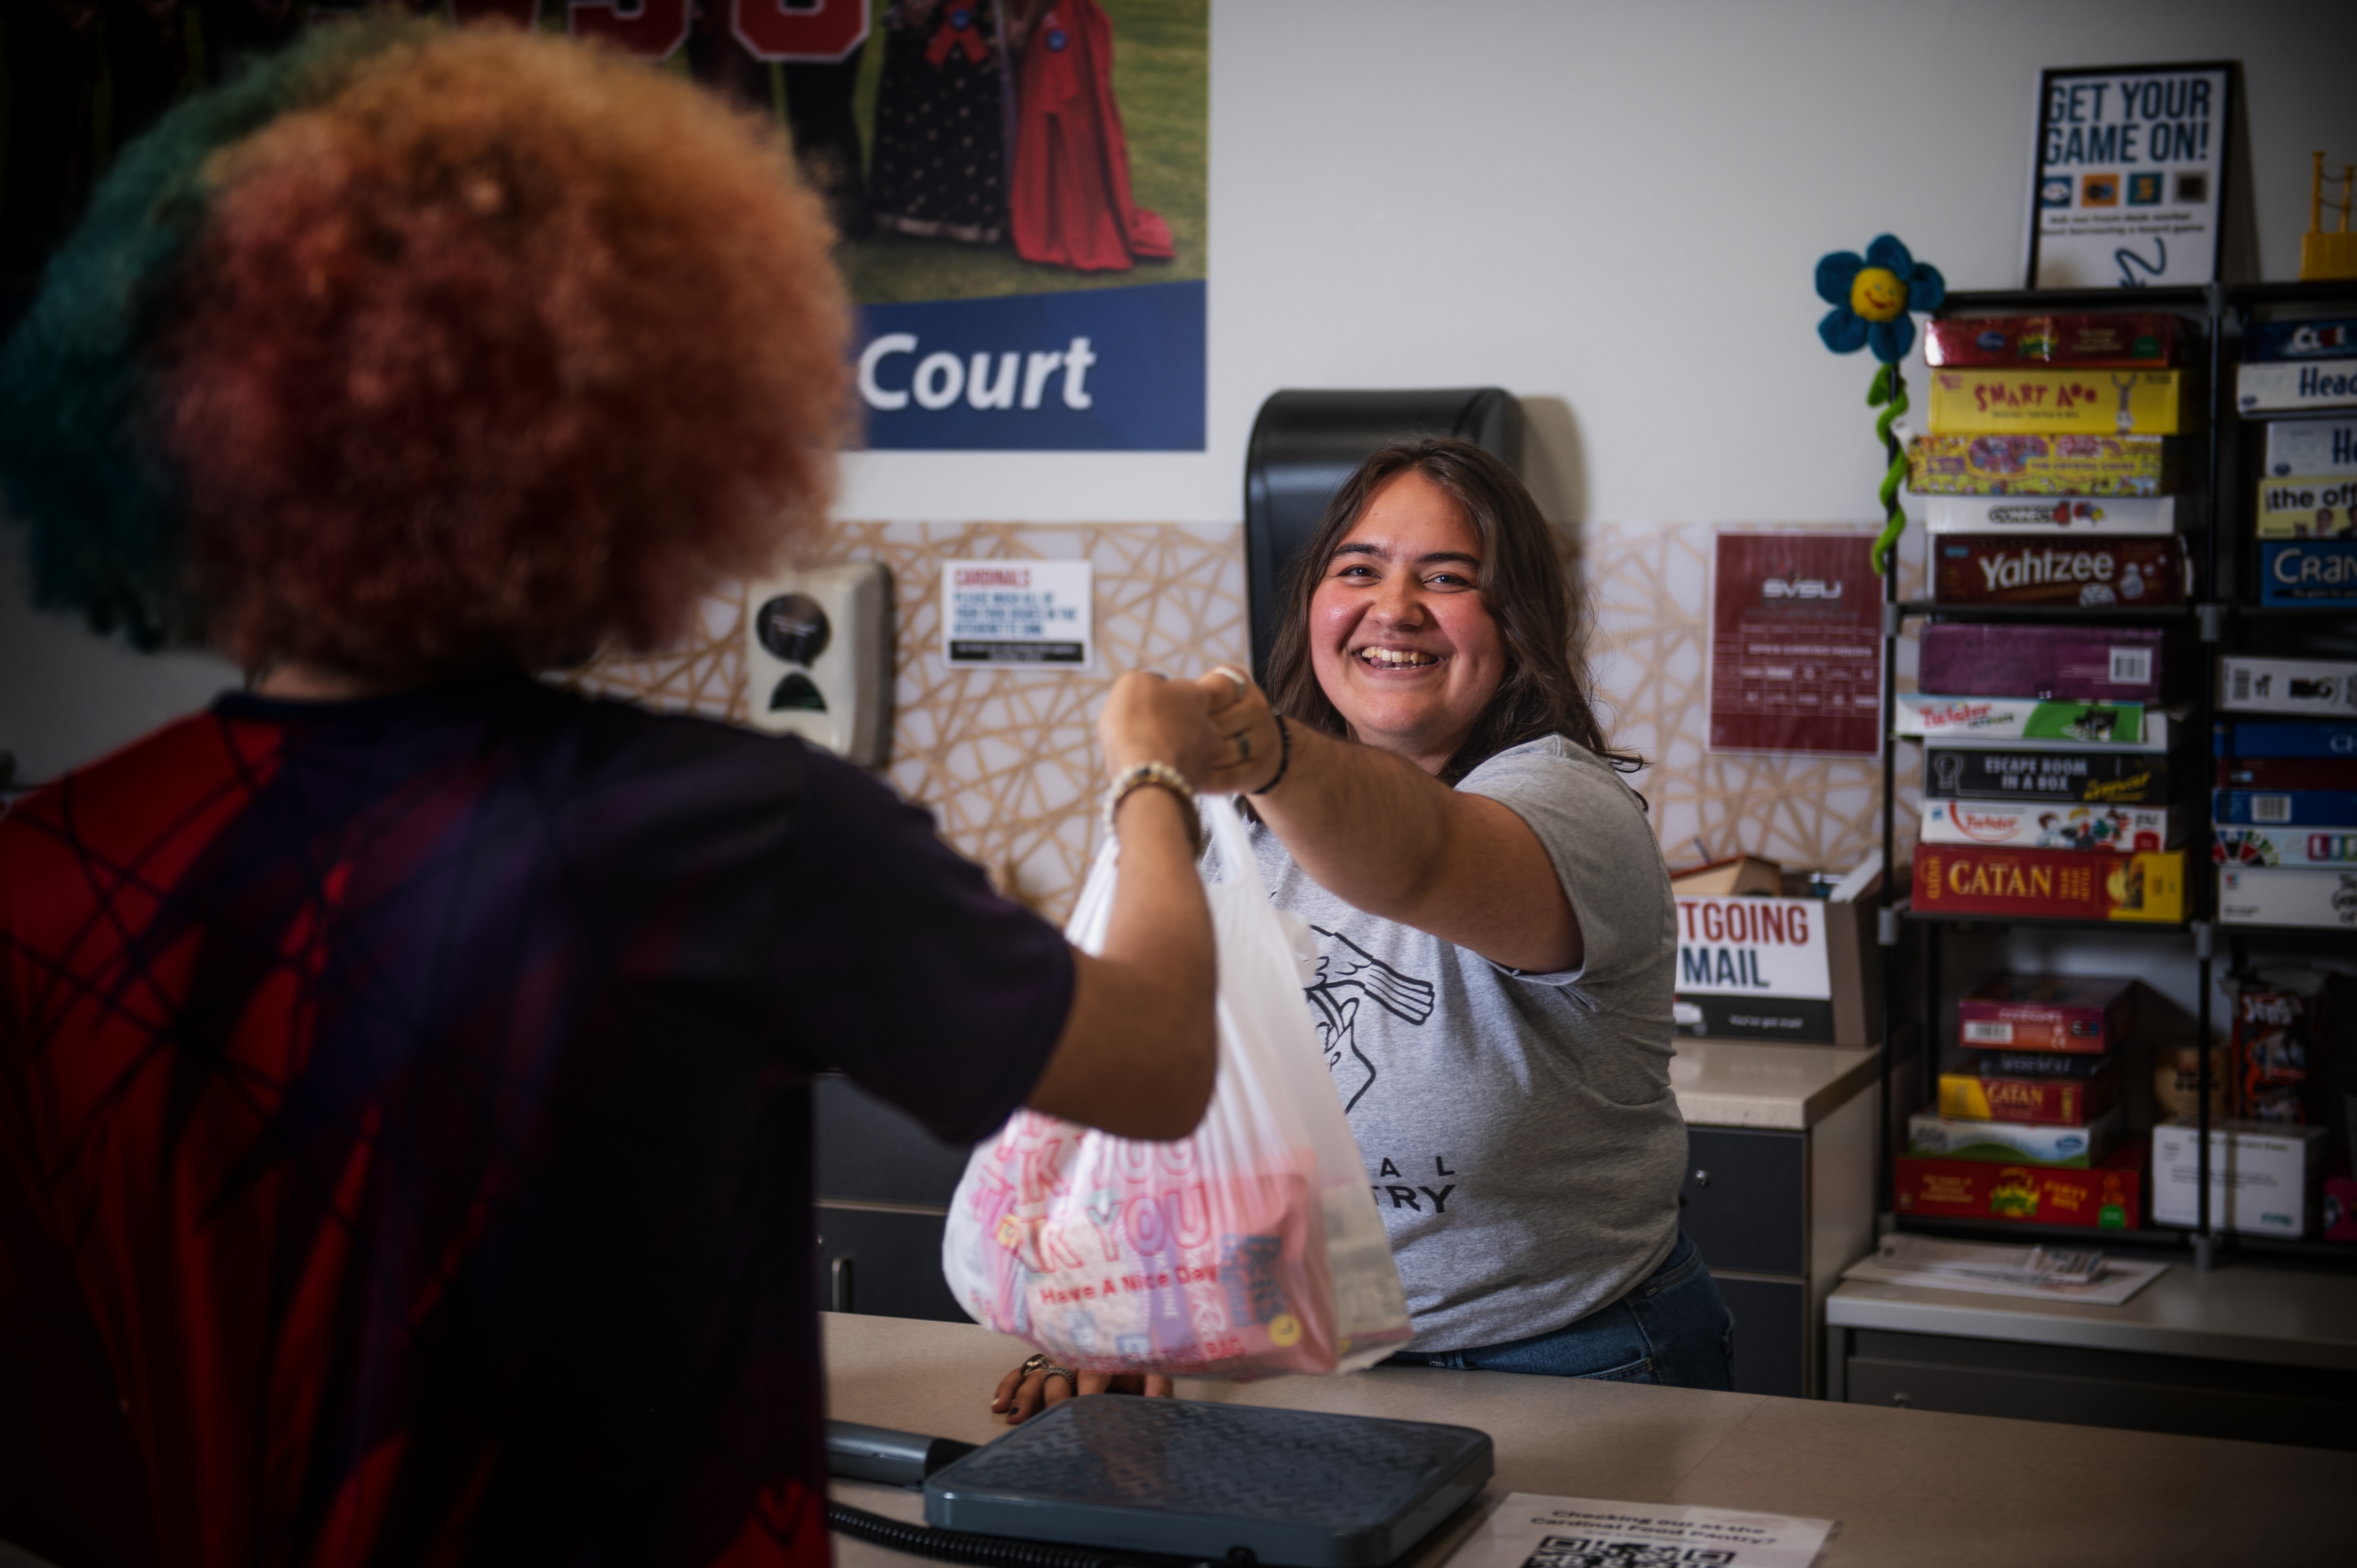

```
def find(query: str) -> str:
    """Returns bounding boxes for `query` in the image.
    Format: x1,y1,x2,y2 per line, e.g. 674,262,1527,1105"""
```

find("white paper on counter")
1447,1492,1834,1568
1841,1250,2166,1306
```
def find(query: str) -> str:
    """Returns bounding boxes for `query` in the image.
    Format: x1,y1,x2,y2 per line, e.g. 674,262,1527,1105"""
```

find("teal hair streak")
0,20,424,650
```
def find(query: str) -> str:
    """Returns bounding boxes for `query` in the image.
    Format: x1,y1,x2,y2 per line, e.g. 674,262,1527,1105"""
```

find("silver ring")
1233,729,1253,762
1210,663,1251,700
1019,1351,1078,1384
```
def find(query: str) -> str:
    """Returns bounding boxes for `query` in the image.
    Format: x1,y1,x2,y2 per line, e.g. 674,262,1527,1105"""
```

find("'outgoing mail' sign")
1673,895,1834,1042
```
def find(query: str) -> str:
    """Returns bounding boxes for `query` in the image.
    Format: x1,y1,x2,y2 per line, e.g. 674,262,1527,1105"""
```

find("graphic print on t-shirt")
1303,927,1435,1110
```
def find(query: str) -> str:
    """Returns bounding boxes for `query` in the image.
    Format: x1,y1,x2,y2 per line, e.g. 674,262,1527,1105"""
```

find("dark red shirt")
0,676,1071,1568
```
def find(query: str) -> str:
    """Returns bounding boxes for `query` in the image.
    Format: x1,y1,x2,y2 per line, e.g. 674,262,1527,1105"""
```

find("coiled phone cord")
825,1501,1155,1568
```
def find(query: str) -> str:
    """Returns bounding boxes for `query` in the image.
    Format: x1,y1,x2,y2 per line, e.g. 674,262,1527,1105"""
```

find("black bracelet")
1250,713,1292,796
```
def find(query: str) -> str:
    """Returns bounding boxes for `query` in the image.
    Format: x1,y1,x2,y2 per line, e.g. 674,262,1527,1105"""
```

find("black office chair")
1241,388,1525,682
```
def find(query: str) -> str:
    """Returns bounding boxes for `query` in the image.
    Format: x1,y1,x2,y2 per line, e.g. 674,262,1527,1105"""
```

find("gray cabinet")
813,1074,972,1324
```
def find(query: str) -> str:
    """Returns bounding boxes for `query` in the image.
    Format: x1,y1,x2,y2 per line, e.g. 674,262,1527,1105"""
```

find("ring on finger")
1019,1351,1080,1385
1233,729,1253,762
1210,664,1250,701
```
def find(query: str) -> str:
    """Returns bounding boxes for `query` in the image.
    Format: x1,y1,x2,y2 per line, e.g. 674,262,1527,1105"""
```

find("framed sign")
2026,62,2234,289
941,559,1094,668
1707,533,1883,758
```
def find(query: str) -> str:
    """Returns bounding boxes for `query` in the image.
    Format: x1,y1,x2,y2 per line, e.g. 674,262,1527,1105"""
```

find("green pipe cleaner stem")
1867,362,1908,576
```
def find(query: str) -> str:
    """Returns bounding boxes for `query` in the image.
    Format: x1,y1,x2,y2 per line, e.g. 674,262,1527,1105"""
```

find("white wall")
839,0,2357,524
7,0,2355,780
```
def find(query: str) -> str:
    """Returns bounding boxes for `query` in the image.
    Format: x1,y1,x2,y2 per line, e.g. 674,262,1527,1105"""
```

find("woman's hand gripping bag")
941,802,1413,1378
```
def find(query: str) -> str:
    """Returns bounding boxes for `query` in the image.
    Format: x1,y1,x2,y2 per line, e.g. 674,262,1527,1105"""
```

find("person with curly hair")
0,20,1220,1567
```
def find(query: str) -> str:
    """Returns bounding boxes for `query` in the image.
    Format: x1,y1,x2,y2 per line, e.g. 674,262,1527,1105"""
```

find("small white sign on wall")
942,559,1094,668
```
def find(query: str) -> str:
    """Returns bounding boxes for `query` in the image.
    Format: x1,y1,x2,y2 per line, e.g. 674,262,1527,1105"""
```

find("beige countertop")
823,1312,2353,1568
1827,1254,2357,1369
1669,1041,1879,1130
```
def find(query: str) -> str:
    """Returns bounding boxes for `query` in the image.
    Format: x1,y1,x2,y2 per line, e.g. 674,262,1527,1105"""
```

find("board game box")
1894,1139,2144,1229
1926,370,2185,436
2214,719,2357,759
1938,1068,2118,1126
2237,358,2357,413
1958,973,2137,1054
1917,623,2190,704
2216,865,2357,929
2216,657,2357,716
1912,844,2186,923
1923,314,2177,368
1922,495,2182,535
1922,799,2180,852
2214,789,2357,828
1908,434,2173,496
2258,540,2357,606
2211,827,2357,868
1931,536,2185,606
2253,477,2357,538
2261,416,2357,477
1929,747,2179,804
1908,1106,2125,1167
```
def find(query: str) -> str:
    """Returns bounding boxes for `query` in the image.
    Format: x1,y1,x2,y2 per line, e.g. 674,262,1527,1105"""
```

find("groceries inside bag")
942,801,1414,1378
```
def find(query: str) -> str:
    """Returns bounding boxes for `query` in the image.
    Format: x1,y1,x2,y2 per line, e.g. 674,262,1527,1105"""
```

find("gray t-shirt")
1212,734,1686,1352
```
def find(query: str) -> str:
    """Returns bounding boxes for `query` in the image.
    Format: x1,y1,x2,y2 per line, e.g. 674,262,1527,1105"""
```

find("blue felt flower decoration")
1815,234,1946,363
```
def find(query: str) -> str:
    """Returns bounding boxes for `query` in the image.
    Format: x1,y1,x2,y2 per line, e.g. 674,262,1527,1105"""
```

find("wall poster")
2025,61,2233,290
0,0,1207,450
1708,533,1883,758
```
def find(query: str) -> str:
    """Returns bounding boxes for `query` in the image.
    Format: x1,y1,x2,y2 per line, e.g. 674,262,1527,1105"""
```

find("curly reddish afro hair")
0,19,850,674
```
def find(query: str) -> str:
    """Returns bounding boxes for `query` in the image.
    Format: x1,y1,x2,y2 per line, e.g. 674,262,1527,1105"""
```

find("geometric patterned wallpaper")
575,517,1919,925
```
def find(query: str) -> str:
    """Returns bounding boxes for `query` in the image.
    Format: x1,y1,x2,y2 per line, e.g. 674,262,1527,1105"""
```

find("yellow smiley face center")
1850,267,1906,323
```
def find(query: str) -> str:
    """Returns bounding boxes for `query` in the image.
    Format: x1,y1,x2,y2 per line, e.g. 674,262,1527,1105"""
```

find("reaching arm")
1020,673,1219,1140
1195,676,1581,975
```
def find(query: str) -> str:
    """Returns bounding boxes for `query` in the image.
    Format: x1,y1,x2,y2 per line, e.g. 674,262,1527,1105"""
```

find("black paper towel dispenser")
1242,388,1525,680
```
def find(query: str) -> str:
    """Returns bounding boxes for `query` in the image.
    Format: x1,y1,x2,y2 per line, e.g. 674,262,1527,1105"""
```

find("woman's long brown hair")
1260,437,1642,787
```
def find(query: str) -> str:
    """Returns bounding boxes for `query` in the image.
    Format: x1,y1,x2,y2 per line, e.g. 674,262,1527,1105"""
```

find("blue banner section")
853,280,1204,451
2260,540,2357,606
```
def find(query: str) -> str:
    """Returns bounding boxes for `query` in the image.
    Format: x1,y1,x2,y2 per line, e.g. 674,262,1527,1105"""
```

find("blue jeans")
1383,1233,1735,1389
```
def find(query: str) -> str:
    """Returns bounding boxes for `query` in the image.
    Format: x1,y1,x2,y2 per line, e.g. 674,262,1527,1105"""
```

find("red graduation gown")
1009,0,1174,272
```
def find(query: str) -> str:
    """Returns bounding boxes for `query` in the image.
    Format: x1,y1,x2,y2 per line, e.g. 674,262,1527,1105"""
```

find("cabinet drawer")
1679,1127,1805,1277
1715,1274,1805,1400
815,1074,974,1208
816,1204,967,1324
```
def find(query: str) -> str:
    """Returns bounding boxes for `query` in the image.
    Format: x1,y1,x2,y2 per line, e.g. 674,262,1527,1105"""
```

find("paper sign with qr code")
1447,1493,1835,1568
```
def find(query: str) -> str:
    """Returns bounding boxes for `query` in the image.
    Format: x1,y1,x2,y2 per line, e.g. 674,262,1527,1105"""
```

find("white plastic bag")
942,801,1414,1378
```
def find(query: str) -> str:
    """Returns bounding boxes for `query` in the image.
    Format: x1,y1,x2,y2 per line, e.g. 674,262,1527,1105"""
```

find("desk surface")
823,1312,2353,1568
1827,1253,2357,1369
1669,1041,1878,1130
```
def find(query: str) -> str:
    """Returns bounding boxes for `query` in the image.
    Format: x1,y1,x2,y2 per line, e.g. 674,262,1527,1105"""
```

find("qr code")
1521,1538,1737,1568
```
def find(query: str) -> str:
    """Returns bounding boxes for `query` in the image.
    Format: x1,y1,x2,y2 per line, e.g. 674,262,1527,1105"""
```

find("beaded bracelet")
1250,713,1293,796
1101,760,1203,855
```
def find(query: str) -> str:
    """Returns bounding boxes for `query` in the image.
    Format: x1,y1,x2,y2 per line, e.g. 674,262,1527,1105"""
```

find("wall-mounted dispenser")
744,562,891,767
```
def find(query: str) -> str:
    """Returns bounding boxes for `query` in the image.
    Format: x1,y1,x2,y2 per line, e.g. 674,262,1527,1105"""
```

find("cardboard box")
1671,861,1882,1047
1923,495,2181,535
1895,695,2182,750
1912,844,2186,923
2152,1119,2327,1237
2217,657,2357,716
1958,973,2136,1054
1929,747,2179,805
2261,416,2357,477
2253,476,2357,538
2214,789,2357,827
1939,1067,2118,1125
2237,358,2357,413
1926,370,2185,436
2216,865,2357,929
1908,434,2173,496
1924,314,2177,368
2246,318,2357,361
2214,719,2357,759
1894,1140,2145,1229
1924,798,2181,853
2259,540,2357,606
1918,624,2190,704
1931,536,2186,608
2211,827,2357,868
1910,1106,2125,1167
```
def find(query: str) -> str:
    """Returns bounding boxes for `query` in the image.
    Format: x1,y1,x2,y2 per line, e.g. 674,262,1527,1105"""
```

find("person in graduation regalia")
1007,0,1170,272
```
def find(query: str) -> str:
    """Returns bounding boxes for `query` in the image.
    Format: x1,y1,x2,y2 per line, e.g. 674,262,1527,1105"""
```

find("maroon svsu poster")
1708,533,1883,756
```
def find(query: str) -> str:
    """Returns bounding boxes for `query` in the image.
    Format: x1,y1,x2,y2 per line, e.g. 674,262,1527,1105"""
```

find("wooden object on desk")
1669,853,1783,896
823,1312,2354,1568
